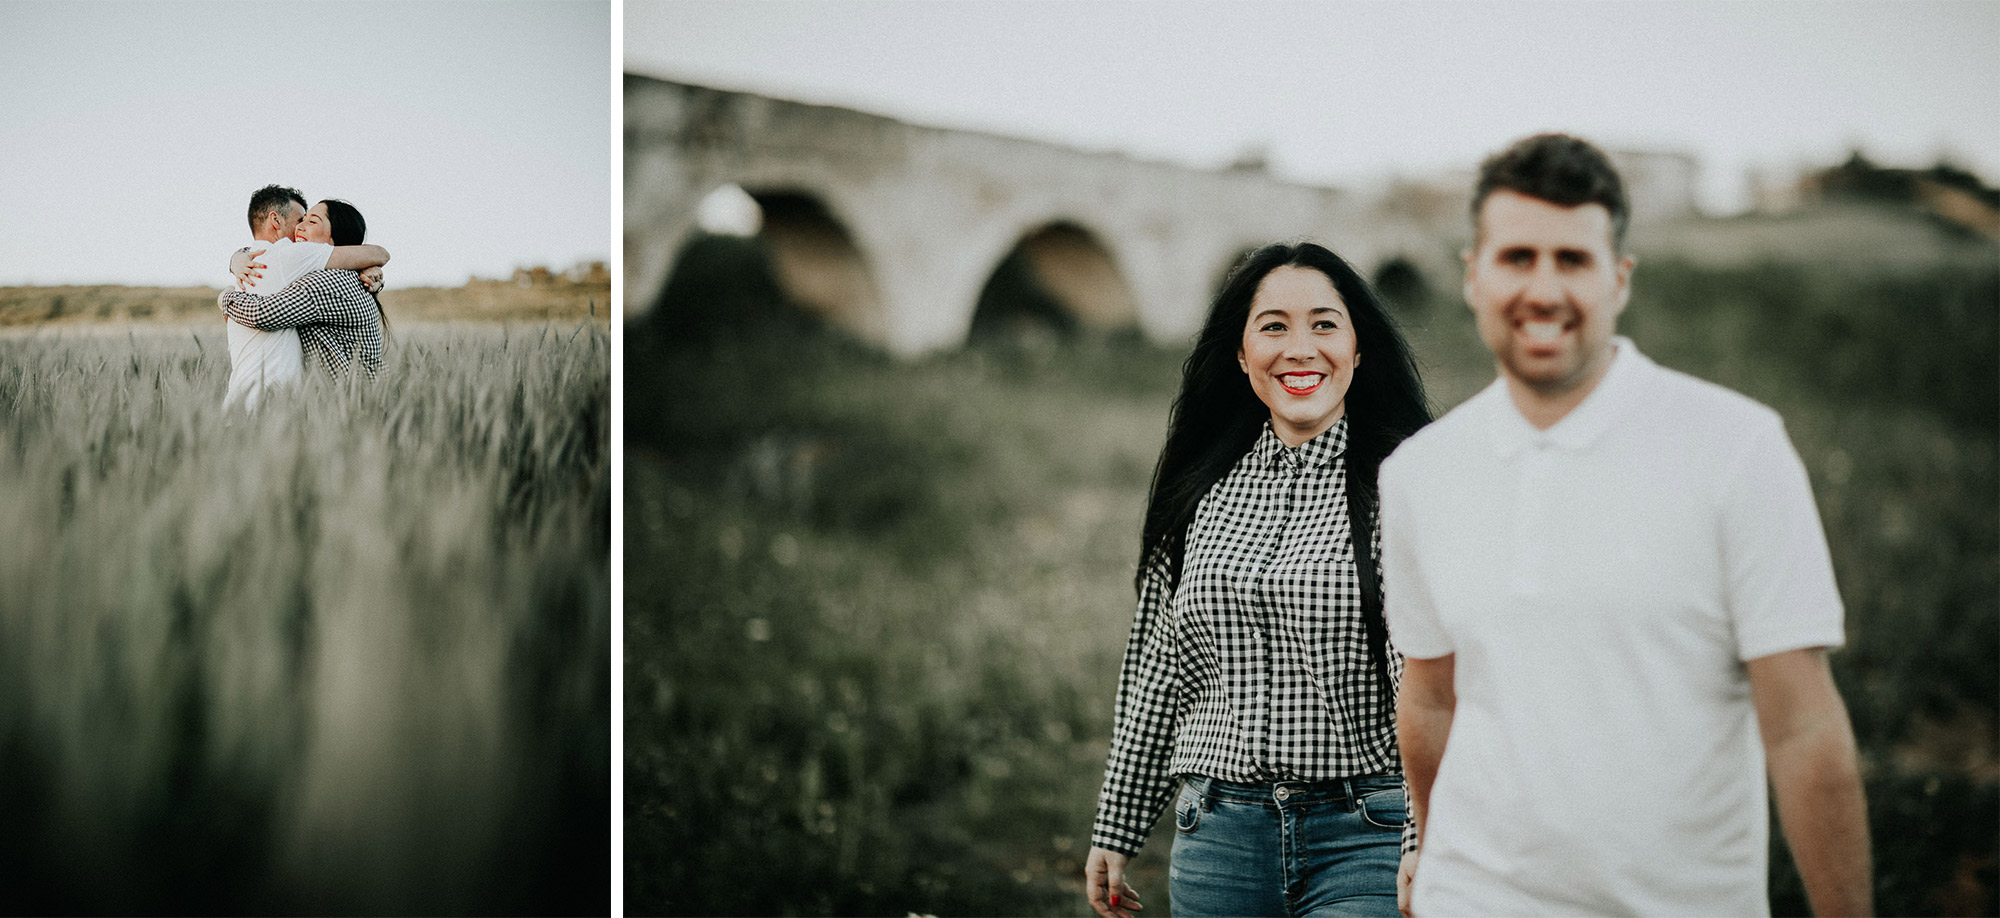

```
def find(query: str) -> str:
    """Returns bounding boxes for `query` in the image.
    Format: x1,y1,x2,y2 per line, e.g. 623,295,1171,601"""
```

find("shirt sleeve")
1373,521,1419,855
221,269,376,332
1400,776,1419,854
1720,414,1846,661
1368,516,1416,856
1380,452,1453,659
283,240,334,277
248,240,335,293
1090,558,1182,856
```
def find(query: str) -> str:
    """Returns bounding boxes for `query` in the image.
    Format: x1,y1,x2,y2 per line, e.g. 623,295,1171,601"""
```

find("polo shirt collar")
1489,337,1649,459
1253,415,1348,472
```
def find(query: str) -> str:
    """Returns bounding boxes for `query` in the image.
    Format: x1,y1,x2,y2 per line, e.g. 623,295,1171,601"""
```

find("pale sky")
0,0,611,287
626,0,2000,216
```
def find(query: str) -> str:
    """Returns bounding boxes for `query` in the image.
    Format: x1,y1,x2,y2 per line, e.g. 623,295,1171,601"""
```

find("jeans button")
1274,787,1291,801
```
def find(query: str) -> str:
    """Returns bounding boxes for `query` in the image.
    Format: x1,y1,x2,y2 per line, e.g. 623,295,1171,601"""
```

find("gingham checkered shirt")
1092,417,1416,856
221,269,383,379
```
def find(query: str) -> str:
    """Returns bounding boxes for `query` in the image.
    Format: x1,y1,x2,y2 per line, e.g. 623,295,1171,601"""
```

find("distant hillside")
0,274,610,327
1633,201,2000,272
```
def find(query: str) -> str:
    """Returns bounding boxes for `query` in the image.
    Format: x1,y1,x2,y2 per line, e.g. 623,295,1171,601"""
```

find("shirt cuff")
1091,823,1148,858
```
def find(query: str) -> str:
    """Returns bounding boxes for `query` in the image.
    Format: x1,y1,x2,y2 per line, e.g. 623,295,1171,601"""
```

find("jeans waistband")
1185,774,1400,808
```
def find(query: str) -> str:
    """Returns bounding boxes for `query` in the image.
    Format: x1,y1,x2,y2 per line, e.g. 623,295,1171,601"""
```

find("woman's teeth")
1282,374,1322,389
1523,321,1564,342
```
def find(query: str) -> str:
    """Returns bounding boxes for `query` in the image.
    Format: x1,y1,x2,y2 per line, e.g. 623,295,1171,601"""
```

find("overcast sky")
627,0,2000,216
0,0,610,287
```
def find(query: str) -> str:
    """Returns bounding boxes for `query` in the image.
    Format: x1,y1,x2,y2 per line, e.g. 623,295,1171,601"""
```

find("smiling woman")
1236,265,1361,446
1084,241,1433,918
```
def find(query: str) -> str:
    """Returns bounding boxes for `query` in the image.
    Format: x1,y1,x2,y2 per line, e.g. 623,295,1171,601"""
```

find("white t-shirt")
1381,338,1845,916
222,237,332,410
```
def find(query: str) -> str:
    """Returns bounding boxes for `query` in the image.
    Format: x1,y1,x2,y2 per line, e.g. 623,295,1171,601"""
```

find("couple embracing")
1085,133,1871,918
219,184,393,411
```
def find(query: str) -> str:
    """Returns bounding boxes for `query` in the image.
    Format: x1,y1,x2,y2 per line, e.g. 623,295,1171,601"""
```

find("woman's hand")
231,248,267,290
359,266,385,293
1398,849,1418,918
1085,846,1143,918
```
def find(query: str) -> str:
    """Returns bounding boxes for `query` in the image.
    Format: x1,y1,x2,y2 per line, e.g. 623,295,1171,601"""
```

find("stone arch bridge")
626,74,1457,356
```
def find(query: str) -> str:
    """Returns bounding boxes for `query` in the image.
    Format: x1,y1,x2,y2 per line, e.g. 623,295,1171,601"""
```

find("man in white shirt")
1384,134,1872,917
222,185,389,408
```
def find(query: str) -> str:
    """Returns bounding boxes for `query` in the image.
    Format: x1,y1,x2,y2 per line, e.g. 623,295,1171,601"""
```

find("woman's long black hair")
320,198,389,334
1138,241,1432,702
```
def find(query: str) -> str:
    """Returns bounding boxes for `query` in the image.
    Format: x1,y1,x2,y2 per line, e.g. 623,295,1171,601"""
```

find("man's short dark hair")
247,184,307,233
1472,134,1628,251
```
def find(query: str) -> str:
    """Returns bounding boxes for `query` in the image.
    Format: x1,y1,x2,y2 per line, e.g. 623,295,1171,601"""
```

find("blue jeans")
1168,775,1404,918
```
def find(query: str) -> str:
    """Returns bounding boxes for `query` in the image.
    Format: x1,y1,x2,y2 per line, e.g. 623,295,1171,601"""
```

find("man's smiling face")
1463,189,1633,398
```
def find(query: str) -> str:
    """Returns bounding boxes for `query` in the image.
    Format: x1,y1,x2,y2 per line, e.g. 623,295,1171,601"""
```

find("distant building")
502,262,609,288
1377,174,1473,232
1747,165,1806,215
1374,148,1699,230
1608,149,1701,222
564,261,610,285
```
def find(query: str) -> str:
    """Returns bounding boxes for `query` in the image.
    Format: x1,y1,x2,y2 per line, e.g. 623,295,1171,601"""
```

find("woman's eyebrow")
1252,305,1347,321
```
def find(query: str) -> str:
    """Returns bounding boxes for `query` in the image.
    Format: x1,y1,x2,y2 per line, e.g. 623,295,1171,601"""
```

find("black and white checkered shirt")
221,269,383,379
1092,417,1415,856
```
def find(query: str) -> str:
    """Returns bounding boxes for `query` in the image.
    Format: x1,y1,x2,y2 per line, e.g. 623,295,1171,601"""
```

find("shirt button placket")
1248,455,1294,777
1511,439,1553,596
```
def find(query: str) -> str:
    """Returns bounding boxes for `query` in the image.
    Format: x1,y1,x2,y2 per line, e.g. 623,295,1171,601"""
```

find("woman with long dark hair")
295,198,390,335
1084,242,1432,918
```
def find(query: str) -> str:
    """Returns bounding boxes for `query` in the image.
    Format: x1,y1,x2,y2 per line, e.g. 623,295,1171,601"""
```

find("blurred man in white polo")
1384,134,1872,916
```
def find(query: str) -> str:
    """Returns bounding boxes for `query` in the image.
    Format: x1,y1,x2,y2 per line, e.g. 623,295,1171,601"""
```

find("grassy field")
0,321,611,915
0,277,609,327
625,252,1996,916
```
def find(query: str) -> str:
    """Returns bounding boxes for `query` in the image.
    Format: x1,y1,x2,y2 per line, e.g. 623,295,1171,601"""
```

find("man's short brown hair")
247,184,307,234
1472,134,1629,251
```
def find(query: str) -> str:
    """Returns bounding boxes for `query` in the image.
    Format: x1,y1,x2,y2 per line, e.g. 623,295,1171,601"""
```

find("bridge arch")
969,220,1140,345
1372,255,1434,315
748,190,887,342
627,75,1458,357
651,184,890,344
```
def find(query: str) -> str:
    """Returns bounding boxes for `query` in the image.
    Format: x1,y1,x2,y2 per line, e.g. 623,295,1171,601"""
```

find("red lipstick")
1279,373,1325,396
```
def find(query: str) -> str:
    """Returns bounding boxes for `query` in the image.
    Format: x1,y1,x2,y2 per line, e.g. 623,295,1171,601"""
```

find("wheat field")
0,322,610,915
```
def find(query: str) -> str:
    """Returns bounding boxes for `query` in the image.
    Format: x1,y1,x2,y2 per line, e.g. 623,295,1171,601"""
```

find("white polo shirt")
239,236,333,295
222,237,333,410
1381,338,1844,916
